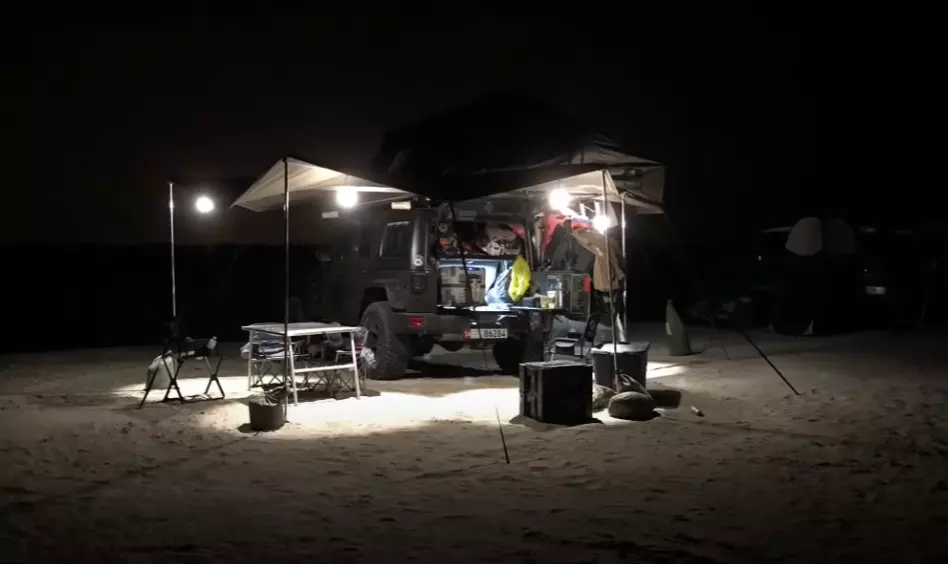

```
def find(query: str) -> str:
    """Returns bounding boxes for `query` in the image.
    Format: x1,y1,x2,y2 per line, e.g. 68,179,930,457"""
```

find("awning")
492,168,665,213
232,157,409,212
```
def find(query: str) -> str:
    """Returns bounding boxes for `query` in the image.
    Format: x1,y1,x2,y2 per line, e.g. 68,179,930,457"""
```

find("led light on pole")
593,214,613,234
194,195,215,214
549,188,571,214
336,188,359,209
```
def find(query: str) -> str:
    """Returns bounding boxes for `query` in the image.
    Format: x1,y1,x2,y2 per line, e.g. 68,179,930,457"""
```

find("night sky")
11,10,945,245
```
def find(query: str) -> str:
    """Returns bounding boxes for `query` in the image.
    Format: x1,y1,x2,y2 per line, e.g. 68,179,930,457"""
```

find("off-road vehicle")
312,197,596,379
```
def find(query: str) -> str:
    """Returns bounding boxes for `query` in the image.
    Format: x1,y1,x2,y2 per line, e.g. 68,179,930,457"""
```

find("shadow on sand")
408,357,503,378
649,387,683,409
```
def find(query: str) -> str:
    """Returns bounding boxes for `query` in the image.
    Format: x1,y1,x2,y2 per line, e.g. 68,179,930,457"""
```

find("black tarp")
371,91,664,206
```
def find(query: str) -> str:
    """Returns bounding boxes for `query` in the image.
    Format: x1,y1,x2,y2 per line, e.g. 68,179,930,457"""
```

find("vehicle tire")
492,338,542,375
439,341,464,353
360,302,411,380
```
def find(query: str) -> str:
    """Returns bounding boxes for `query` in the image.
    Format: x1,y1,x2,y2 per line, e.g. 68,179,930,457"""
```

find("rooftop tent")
232,157,409,212
371,90,665,210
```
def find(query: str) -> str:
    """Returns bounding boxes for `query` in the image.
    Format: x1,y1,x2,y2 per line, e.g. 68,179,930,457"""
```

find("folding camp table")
242,322,363,405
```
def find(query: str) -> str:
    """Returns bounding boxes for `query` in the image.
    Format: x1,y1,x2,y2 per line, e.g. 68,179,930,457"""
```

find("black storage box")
519,360,592,425
592,342,650,390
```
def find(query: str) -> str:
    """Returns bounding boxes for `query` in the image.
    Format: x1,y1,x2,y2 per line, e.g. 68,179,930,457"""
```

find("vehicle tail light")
408,316,424,329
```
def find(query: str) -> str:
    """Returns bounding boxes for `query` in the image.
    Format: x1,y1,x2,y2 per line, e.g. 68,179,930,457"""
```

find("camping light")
336,189,358,208
593,214,612,233
194,195,215,214
549,188,571,211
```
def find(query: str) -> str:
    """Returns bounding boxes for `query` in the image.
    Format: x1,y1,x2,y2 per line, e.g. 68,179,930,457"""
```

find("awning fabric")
232,157,408,212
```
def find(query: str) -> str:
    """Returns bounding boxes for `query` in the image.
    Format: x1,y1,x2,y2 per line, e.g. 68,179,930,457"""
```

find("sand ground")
1,325,947,563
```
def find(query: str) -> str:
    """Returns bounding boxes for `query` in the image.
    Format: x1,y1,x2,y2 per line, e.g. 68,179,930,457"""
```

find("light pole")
168,181,215,320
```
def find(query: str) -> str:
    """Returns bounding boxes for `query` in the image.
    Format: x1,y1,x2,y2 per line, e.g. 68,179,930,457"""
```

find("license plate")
464,328,507,340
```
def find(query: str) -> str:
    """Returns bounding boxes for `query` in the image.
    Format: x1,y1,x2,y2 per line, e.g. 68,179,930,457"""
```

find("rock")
608,391,657,421
592,384,616,412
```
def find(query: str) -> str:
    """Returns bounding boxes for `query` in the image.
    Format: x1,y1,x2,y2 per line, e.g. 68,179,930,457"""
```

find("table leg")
246,331,253,390
289,340,299,406
348,331,361,399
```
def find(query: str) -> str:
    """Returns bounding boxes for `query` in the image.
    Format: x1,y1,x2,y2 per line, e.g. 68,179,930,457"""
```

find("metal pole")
601,171,620,387
283,157,293,404
620,195,628,333
169,181,176,319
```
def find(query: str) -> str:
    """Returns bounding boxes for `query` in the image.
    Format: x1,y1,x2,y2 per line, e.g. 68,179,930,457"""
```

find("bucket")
591,342,649,390
248,390,287,431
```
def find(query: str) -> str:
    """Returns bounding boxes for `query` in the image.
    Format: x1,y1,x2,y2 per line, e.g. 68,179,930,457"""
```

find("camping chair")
248,339,308,389
329,330,365,394
139,319,224,408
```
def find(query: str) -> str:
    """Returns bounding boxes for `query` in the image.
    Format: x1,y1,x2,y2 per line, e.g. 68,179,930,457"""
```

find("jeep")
313,197,581,379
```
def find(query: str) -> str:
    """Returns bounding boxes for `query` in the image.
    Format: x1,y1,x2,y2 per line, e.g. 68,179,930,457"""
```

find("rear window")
381,221,412,258
435,220,525,257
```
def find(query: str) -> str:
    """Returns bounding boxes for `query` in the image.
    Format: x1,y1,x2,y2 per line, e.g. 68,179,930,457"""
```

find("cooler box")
592,342,650,390
519,360,592,425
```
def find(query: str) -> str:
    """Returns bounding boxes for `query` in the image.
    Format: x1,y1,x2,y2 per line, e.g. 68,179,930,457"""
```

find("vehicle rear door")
373,209,437,313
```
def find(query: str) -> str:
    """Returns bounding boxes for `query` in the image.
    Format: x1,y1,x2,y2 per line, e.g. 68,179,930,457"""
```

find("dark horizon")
12,13,947,246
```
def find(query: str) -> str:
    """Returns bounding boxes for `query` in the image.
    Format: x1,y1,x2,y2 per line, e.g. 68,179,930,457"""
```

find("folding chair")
248,340,307,389
331,331,365,395
140,319,224,408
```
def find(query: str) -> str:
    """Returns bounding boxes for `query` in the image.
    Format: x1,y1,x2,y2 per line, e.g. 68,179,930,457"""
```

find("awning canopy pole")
620,192,628,333
169,181,176,319
283,157,293,405
601,170,620,387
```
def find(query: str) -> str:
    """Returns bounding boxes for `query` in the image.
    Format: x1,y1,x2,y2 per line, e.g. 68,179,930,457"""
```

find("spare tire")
360,302,410,380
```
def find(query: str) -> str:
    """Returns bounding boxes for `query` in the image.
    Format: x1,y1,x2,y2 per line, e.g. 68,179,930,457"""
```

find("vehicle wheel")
492,338,542,375
439,341,464,352
360,302,411,380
